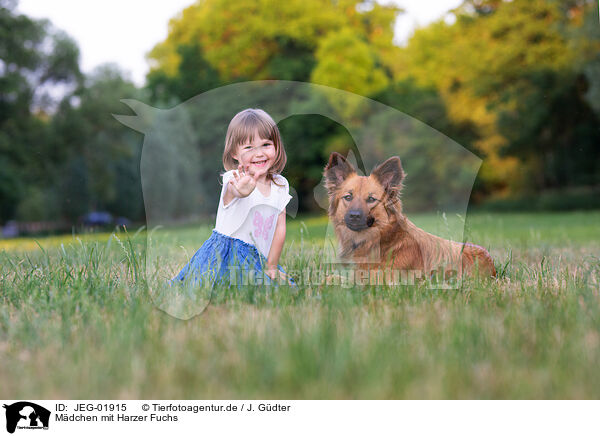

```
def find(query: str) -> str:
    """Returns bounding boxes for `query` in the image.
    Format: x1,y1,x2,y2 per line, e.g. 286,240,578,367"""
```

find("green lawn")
1,211,599,398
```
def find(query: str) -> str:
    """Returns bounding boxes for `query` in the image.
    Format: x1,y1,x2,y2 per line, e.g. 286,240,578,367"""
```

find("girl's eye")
263,143,272,147
343,194,352,201
367,196,377,203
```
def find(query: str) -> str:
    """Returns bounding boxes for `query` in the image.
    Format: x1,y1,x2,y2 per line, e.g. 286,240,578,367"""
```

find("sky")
17,0,463,87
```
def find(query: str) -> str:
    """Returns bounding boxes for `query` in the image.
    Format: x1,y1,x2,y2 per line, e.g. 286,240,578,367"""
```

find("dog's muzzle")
345,210,375,231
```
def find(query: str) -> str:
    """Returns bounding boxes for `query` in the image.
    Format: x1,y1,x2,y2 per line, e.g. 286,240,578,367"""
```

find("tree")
51,64,146,221
395,0,599,197
146,41,221,105
310,27,389,119
0,0,82,222
146,0,400,85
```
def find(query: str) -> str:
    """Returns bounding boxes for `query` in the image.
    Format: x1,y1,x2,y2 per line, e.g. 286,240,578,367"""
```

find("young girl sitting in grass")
171,108,296,288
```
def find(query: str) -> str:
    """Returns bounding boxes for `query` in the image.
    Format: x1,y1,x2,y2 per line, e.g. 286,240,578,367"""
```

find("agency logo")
3,402,50,434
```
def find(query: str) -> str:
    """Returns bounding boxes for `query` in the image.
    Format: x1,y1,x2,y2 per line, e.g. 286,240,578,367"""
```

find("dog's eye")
366,196,377,203
343,194,352,201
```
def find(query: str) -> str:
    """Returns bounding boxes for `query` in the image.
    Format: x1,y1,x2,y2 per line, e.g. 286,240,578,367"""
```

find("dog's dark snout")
345,209,370,231
347,210,362,221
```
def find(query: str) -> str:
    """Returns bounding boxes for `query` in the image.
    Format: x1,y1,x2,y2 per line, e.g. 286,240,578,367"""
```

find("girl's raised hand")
230,164,259,197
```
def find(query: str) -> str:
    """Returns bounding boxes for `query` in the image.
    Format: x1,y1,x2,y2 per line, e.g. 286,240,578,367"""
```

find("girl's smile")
251,158,268,167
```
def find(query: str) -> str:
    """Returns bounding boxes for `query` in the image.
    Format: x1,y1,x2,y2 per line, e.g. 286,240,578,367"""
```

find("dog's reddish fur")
324,152,496,278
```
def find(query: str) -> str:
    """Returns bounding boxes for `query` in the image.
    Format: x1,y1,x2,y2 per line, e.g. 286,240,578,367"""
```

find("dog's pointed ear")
371,156,404,190
324,152,356,191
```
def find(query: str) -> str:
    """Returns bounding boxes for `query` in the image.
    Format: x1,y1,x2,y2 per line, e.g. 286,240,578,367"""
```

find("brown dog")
323,152,496,280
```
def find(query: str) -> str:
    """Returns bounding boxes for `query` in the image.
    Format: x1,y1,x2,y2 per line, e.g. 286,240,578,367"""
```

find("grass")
1,211,599,399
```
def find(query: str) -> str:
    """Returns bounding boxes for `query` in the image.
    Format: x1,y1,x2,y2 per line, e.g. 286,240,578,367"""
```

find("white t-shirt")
214,170,293,258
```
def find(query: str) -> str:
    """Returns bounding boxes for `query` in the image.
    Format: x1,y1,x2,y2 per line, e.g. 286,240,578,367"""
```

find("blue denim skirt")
170,230,297,289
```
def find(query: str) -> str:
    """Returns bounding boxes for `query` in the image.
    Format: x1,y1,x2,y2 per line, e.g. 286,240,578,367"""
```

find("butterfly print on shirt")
253,210,275,241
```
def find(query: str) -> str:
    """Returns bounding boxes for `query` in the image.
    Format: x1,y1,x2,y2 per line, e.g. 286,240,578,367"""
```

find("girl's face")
232,129,277,179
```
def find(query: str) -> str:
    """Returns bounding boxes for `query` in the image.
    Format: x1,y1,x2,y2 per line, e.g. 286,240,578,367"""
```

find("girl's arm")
266,209,287,279
223,182,240,207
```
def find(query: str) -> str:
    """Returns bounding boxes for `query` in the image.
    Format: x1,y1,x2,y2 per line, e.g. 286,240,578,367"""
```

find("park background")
1,0,600,232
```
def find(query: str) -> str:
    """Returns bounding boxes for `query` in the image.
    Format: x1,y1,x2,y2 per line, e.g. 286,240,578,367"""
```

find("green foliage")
2,0,600,227
50,64,146,221
146,41,221,105
266,36,316,82
373,78,480,152
0,0,81,221
15,185,60,221
146,0,399,84
311,28,389,119
278,115,350,211
495,68,600,190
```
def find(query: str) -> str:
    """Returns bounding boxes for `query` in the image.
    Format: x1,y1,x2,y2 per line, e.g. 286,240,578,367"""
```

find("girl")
171,108,296,288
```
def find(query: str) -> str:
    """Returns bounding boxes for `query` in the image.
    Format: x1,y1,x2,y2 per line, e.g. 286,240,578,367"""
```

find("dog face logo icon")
3,402,50,434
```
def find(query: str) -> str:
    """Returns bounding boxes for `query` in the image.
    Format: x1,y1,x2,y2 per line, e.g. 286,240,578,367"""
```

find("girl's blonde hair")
222,108,287,187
